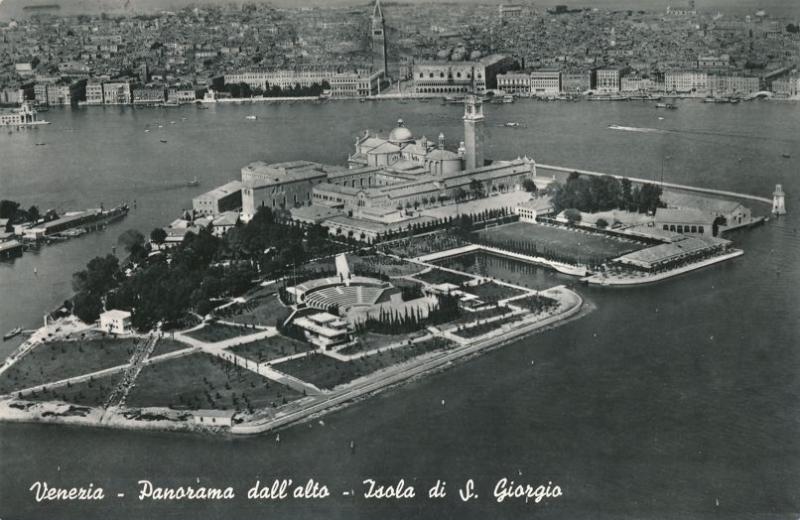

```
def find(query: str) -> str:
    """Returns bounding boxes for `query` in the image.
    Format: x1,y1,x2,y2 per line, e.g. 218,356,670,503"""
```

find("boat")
3,327,22,341
655,103,677,109
160,139,168,143
245,115,257,120
187,176,200,186
35,142,46,146
503,94,515,103
782,153,791,159
504,122,520,128
144,129,151,133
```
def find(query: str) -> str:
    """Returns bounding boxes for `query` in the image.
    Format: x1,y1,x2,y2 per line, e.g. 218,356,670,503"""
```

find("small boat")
503,94,514,103
144,129,150,133
782,153,791,159
3,327,22,341
187,176,200,186
35,142,46,146
160,139,168,143
245,115,257,120
504,122,520,128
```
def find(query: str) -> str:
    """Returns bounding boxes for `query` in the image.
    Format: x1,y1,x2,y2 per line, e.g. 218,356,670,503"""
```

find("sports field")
474,222,643,264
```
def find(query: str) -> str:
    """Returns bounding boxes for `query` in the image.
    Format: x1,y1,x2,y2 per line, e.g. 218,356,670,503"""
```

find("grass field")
338,331,425,356
228,334,313,363
219,293,292,327
25,372,123,407
151,338,192,357
276,337,455,390
126,353,302,411
185,322,257,343
474,222,642,264
0,338,138,395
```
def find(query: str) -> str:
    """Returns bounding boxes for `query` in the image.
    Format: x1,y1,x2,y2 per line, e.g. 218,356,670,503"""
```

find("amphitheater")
289,254,393,311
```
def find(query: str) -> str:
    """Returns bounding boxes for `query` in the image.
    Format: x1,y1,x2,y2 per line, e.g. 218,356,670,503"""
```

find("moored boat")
3,327,22,341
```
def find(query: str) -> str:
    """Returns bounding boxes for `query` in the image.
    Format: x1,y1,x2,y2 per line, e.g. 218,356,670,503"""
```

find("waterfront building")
45,84,72,106
85,81,104,104
708,75,760,95
615,235,730,271
102,81,131,104
192,180,243,216
593,67,626,93
654,207,715,236
661,191,752,229
0,102,47,126
99,309,132,334
413,55,515,95
33,83,49,105
664,71,708,93
241,161,332,218
621,76,656,92
496,72,531,96
771,76,799,97
371,0,388,77
531,70,561,96
561,70,591,93
132,85,166,105
223,68,382,97
0,240,24,260
0,88,23,105
167,86,197,103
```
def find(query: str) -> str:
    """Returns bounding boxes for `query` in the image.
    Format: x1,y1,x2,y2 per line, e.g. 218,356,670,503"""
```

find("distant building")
531,70,561,96
593,67,625,93
371,0,388,77
100,309,132,334
413,54,515,94
772,76,799,97
499,4,524,19
167,86,197,103
132,85,166,105
708,75,760,95
561,70,591,93
496,72,531,96
46,84,72,105
664,71,708,93
85,81,104,104
102,81,131,104
192,180,243,216
224,69,381,97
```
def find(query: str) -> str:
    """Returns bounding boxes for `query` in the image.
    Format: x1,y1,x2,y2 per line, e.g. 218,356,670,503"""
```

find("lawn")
338,331,425,355
462,282,527,303
228,334,313,363
445,305,516,327
150,337,192,357
349,254,425,277
275,337,455,390
126,353,302,411
25,372,123,407
413,267,474,286
474,222,643,265
185,322,258,343
218,293,292,327
510,294,560,314
0,337,138,395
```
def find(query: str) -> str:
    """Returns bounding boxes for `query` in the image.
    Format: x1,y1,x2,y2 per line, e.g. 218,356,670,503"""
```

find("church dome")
388,119,414,144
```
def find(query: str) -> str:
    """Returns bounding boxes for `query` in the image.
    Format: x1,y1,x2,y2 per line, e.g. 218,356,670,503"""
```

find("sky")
0,0,797,20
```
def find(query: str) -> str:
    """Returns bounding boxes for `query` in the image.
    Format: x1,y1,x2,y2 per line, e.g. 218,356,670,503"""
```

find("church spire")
372,0,383,19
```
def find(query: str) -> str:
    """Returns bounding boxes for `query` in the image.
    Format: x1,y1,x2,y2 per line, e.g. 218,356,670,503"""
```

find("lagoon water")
0,99,798,518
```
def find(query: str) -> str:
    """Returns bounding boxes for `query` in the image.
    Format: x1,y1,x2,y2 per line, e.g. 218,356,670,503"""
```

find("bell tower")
463,95,485,171
772,184,786,215
371,0,388,77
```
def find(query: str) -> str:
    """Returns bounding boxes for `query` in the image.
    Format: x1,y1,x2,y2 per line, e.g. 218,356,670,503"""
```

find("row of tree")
218,80,331,99
354,294,461,335
551,172,664,214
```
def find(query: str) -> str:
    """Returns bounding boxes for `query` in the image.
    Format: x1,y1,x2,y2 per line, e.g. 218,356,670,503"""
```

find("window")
698,226,704,234
663,225,668,230
690,225,697,233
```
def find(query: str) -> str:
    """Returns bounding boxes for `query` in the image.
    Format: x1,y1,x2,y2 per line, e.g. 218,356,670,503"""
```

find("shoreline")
0,286,584,436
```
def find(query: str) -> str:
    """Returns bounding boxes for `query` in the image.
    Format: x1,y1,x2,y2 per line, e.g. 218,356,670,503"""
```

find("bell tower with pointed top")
371,0,388,77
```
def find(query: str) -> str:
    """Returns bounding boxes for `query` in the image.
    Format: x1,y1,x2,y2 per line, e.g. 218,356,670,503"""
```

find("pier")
537,164,774,206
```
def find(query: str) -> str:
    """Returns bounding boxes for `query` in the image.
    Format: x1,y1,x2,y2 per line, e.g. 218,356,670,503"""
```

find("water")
0,99,798,519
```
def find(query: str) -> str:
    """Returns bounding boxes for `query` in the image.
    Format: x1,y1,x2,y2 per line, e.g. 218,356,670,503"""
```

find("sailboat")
187,176,200,187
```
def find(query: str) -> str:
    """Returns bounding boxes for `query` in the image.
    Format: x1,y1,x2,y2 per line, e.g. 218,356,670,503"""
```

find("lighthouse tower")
772,184,786,215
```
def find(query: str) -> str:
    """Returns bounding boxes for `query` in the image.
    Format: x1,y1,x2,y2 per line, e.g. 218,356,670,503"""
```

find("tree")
522,178,538,193
620,178,633,211
73,290,102,323
26,205,40,222
0,200,19,219
564,208,582,224
150,227,167,245
469,179,484,199
118,229,145,253
595,218,609,229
